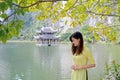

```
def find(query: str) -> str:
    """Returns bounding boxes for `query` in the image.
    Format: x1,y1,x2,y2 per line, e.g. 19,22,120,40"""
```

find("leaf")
119,17,120,21
94,32,100,40
6,0,12,9
70,21,77,27
64,20,68,25
0,13,7,18
99,78,103,80
88,26,94,31
79,0,82,3
15,8,25,15
75,5,86,13
0,2,8,12
105,63,109,71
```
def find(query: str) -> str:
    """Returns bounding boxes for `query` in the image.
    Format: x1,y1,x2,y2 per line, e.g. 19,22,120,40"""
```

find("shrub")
100,60,120,80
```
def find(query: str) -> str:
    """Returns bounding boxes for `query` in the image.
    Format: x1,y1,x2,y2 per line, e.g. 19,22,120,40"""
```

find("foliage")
85,24,116,42
60,32,72,41
0,20,23,43
100,61,120,80
80,24,117,43
0,0,26,43
0,0,120,43
79,25,94,43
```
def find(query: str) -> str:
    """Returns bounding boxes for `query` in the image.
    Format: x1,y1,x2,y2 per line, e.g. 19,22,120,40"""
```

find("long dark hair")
69,31,84,55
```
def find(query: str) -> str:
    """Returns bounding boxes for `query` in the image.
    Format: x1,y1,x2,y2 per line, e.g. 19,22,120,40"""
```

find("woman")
69,31,95,80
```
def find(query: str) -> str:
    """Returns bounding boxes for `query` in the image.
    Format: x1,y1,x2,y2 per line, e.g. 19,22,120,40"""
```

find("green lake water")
0,43,120,80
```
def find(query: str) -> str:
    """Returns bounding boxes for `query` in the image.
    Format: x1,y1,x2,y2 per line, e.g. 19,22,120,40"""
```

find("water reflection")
33,46,61,80
13,74,24,80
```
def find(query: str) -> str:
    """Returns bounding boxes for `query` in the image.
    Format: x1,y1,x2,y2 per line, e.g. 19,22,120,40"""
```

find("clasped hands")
71,64,82,70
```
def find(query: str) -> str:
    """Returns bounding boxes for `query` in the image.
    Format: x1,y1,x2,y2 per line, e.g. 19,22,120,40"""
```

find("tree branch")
110,24,120,27
0,12,16,27
65,0,78,12
88,0,100,11
3,12,15,22
0,0,68,26
12,0,67,8
86,11,120,17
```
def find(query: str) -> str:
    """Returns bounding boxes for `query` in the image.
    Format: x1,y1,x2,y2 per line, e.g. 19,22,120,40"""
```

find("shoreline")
0,40,71,44
1,40,120,45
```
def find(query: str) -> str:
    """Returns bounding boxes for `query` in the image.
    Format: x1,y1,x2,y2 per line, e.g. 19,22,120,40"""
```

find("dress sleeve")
84,47,95,64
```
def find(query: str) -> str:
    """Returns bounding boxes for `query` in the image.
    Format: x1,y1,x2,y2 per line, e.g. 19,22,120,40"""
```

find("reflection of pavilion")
34,27,59,46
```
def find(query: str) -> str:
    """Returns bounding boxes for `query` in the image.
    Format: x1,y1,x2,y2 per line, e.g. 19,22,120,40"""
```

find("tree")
0,0,120,43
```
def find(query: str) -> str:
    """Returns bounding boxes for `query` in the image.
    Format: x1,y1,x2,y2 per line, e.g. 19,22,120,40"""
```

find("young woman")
69,31,96,80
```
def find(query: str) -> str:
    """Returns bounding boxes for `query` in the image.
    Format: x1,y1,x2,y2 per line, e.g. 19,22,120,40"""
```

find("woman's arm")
79,64,96,69
72,64,96,70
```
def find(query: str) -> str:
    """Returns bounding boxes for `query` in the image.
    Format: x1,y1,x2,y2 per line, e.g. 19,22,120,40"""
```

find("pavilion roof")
36,27,57,33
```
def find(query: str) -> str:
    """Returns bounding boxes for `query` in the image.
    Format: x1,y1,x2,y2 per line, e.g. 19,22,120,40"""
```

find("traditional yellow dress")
71,47,95,80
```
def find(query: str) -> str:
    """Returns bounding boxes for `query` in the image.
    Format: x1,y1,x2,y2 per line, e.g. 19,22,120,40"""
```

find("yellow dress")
71,47,95,80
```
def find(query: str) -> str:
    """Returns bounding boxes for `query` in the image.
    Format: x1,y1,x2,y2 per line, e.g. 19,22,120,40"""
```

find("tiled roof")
36,27,57,33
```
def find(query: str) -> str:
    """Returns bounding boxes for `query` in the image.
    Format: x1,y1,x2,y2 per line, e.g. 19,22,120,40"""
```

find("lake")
0,42,120,80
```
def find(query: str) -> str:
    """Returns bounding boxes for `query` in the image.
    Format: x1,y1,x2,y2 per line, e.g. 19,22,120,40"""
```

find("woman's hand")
71,65,81,70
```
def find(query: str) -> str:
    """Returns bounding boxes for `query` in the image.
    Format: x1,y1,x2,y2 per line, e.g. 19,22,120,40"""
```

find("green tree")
0,0,120,43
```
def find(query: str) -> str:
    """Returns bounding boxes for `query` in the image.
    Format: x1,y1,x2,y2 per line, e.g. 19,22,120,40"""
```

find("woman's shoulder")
83,46,89,51
83,45,91,54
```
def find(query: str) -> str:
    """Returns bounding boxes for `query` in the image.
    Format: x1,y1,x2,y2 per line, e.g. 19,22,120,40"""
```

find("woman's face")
71,37,80,46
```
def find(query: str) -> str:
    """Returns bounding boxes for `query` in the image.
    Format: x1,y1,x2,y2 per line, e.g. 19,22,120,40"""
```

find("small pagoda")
34,27,59,46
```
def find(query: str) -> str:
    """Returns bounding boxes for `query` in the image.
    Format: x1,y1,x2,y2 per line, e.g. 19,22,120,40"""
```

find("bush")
100,60,120,80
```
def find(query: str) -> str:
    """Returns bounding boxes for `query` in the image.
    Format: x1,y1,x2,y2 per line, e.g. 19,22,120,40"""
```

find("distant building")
34,27,59,46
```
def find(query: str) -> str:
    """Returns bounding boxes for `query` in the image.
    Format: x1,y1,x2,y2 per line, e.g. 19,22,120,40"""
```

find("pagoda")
34,27,59,46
